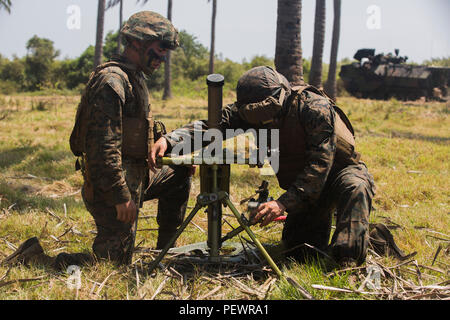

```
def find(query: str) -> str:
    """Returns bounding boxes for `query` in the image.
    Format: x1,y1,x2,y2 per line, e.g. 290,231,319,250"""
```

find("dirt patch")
36,180,79,199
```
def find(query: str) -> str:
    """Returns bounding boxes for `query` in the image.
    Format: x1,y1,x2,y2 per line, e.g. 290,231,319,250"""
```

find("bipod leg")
126,212,139,265
220,192,283,279
221,193,315,299
148,202,203,273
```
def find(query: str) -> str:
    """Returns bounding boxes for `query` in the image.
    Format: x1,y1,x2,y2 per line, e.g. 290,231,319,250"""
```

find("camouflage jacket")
83,55,150,206
164,89,347,214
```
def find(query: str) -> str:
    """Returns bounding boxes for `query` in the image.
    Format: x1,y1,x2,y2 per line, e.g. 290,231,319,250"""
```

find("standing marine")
3,11,192,270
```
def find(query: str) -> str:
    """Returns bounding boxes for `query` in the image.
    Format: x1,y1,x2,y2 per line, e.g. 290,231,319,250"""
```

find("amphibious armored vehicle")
340,49,449,100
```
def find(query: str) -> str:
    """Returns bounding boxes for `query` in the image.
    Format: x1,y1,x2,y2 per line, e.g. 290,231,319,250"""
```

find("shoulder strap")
89,61,138,105
292,84,355,137
94,60,137,75
333,105,355,136
291,84,312,95
292,84,335,103
273,70,288,105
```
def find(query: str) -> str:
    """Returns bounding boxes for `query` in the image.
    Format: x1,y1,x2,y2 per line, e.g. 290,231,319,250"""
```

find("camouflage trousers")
282,163,376,266
82,160,191,265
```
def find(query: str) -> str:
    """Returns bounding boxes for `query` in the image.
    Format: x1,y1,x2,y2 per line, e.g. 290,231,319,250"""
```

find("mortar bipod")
147,172,283,279
147,73,283,278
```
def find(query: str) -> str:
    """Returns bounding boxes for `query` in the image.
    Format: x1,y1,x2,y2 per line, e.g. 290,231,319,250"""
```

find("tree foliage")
64,46,96,90
0,30,329,95
423,56,450,67
24,35,60,90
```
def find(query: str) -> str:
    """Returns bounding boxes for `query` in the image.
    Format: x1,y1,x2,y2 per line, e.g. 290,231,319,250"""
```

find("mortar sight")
206,74,225,87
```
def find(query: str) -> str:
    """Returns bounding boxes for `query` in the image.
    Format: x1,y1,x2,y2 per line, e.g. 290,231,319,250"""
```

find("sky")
0,0,449,64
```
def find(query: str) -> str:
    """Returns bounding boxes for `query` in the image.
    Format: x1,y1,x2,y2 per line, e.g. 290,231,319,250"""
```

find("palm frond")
136,0,150,6
0,0,12,13
106,0,121,11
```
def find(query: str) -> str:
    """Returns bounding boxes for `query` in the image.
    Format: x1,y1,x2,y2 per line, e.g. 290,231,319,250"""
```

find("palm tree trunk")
163,0,173,100
209,0,217,74
94,0,106,68
117,0,123,55
275,0,303,85
309,0,326,88
324,0,341,101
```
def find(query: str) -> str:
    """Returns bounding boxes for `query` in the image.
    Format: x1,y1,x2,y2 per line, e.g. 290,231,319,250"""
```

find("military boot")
156,228,178,250
1,237,54,267
52,252,94,271
369,223,413,260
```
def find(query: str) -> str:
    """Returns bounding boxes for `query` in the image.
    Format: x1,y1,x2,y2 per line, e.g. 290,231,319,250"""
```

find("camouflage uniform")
79,55,191,264
4,12,189,270
165,66,376,266
70,12,189,265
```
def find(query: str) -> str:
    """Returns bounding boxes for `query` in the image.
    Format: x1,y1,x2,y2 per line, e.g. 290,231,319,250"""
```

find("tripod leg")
148,203,203,273
207,202,222,260
126,212,139,265
222,197,284,279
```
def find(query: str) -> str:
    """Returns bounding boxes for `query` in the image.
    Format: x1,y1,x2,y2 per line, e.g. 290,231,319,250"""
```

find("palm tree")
0,0,12,13
324,0,341,101
309,0,326,88
275,0,303,85
163,0,173,100
94,0,106,68
106,0,124,54
107,0,149,54
208,0,217,74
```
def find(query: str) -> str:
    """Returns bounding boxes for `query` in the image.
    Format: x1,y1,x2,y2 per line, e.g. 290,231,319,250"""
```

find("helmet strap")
274,70,287,105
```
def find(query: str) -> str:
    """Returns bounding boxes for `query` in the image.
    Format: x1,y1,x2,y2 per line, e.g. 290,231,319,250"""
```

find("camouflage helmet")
121,11,179,50
236,66,291,106
236,66,292,126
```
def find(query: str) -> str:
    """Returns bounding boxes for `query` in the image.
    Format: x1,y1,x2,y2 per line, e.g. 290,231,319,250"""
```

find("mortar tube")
207,164,221,260
206,74,224,130
206,74,224,260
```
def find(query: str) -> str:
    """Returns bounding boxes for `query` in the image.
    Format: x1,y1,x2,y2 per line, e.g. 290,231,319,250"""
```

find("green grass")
0,94,448,300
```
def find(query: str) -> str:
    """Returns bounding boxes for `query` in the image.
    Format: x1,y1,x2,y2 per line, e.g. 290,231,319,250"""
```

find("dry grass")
0,93,448,300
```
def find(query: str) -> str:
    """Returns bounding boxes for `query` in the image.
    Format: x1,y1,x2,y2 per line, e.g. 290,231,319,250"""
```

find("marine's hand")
149,137,168,173
253,200,286,227
115,200,137,224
